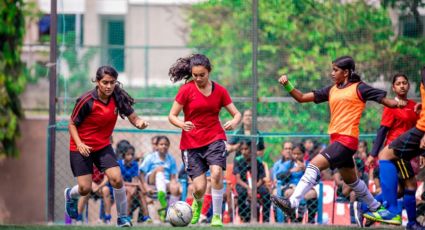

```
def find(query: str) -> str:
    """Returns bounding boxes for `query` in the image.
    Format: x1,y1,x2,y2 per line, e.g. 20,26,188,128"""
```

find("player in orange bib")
271,56,405,226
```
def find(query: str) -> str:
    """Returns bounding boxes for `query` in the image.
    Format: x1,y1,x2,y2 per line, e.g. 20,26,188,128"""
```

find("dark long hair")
95,66,135,119
332,56,361,83
392,73,409,85
168,54,212,83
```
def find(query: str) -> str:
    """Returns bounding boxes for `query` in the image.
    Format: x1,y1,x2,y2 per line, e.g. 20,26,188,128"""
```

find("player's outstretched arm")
381,97,407,108
278,74,315,103
127,112,149,129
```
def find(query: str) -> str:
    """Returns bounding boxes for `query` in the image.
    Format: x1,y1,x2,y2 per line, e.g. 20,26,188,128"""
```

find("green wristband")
283,81,295,92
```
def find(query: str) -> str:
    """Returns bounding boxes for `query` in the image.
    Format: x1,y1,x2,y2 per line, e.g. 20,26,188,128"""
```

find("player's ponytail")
95,65,135,119
332,56,361,83
169,54,212,83
113,82,135,119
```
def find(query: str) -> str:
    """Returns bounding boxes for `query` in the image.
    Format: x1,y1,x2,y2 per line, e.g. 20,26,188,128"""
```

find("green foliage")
187,0,425,163
382,0,425,37
0,0,28,157
57,32,98,100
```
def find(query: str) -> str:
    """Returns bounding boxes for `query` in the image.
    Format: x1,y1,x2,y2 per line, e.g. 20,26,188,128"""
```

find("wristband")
283,81,295,92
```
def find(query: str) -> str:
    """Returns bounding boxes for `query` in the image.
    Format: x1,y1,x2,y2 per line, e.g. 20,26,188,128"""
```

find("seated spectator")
139,136,180,222
76,165,112,224
271,141,293,222
233,139,271,223
116,139,131,159
227,109,265,158
281,143,318,223
273,141,293,184
118,144,152,223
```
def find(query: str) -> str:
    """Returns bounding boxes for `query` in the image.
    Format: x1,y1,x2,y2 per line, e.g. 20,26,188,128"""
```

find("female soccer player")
168,54,241,226
271,56,405,223
364,72,425,230
64,65,149,227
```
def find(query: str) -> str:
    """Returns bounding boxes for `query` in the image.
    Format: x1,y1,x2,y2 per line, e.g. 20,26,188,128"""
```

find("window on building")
38,14,84,45
401,16,424,38
102,17,125,72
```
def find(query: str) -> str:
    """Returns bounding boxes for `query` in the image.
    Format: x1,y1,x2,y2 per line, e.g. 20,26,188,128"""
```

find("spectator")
272,141,293,193
303,138,315,161
280,143,318,223
233,140,271,223
118,144,152,223
227,109,265,158
139,136,179,222
115,139,131,160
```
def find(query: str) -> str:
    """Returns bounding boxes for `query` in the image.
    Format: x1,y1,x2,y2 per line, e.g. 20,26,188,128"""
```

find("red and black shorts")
320,141,356,170
182,140,227,179
389,127,425,161
70,144,119,177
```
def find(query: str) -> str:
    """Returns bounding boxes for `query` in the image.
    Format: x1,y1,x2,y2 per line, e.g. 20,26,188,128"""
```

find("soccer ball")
167,201,193,227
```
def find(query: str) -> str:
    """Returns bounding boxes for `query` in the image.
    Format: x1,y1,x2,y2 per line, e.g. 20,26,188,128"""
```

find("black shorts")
182,140,227,179
389,127,425,161
393,159,415,180
320,141,356,170
70,145,119,177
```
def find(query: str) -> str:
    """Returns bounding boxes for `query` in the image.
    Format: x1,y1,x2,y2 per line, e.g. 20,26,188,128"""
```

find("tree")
382,0,425,37
187,0,425,133
186,0,425,165
0,0,28,157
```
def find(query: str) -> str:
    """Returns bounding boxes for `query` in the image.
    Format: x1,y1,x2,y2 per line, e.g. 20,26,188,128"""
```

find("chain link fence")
26,0,425,226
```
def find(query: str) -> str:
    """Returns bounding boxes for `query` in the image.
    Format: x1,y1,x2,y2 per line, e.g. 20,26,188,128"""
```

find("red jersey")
69,88,134,152
381,99,418,145
175,81,232,150
417,83,425,131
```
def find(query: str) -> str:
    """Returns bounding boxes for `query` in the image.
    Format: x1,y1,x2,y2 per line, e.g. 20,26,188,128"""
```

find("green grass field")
0,224,402,230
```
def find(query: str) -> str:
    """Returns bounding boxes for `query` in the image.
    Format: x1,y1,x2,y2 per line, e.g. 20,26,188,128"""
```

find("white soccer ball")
167,201,193,227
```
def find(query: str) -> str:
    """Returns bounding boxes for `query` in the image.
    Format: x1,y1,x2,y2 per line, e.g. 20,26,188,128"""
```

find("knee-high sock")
113,186,128,217
404,189,417,225
201,193,212,215
347,179,380,211
70,185,80,199
211,187,224,216
379,160,399,213
155,172,166,192
289,164,320,208
156,172,167,208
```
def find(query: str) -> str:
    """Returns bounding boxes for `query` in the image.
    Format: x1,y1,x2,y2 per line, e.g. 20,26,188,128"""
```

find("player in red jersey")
364,73,425,230
168,54,241,227
64,66,149,227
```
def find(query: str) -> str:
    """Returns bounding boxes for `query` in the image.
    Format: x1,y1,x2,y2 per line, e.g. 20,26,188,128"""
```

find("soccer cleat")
117,216,133,227
406,222,425,230
211,214,223,227
190,199,203,224
64,188,78,219
353,201,364,227
104,214,112,224
141,215,153,224
363,206,401,225
158,209,166,222
271,195,295,217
